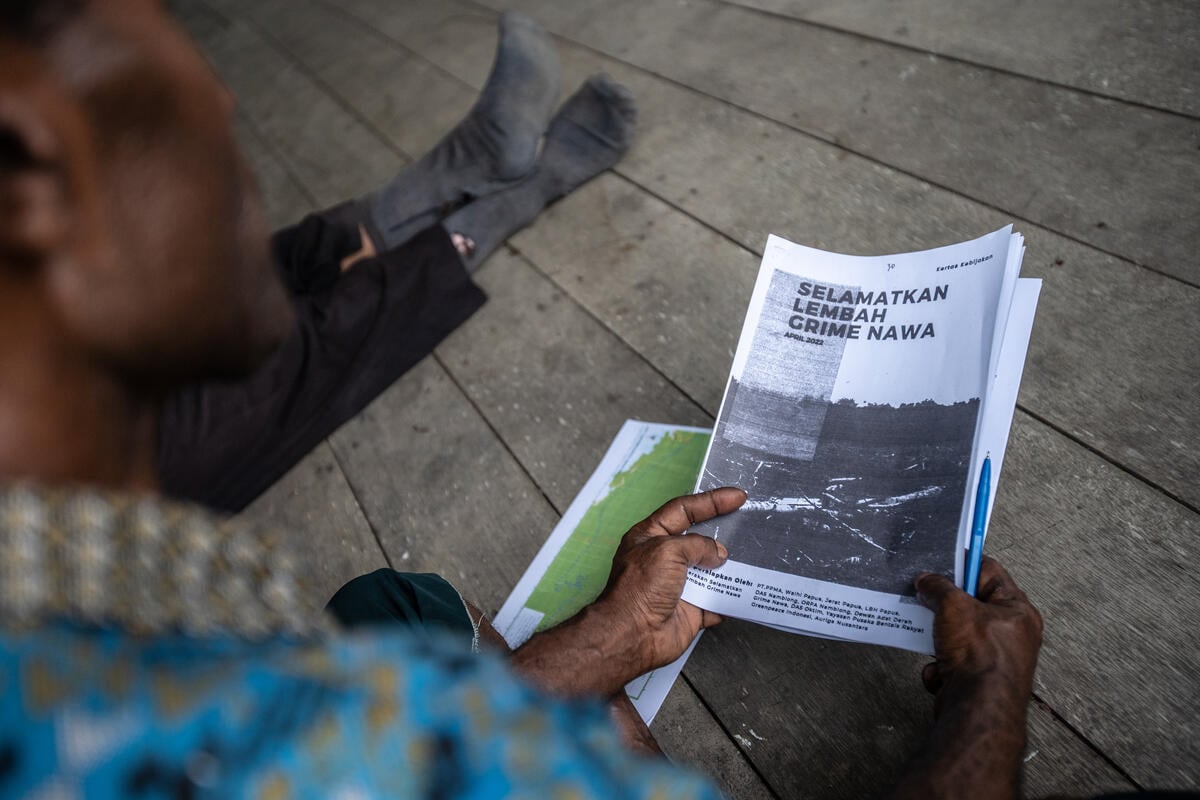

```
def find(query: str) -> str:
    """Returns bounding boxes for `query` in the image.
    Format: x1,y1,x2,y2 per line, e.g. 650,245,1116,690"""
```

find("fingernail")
717,542,729,560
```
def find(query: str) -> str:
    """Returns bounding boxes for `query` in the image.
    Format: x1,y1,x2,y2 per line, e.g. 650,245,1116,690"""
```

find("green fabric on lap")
326,569,477,646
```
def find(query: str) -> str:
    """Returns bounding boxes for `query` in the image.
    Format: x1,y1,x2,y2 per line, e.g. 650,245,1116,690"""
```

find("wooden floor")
172,0,1199,796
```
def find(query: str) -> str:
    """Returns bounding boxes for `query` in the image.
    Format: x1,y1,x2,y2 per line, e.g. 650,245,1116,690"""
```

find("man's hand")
510,487,745,698
591,487,744,672
889,556,1043,800
915,555,1043,715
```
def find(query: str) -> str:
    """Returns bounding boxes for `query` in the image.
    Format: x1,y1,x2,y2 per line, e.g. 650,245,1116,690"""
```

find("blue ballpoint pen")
964,455,991,597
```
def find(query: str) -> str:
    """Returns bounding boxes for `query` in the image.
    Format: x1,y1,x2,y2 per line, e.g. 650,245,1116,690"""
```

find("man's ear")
0,53,75,265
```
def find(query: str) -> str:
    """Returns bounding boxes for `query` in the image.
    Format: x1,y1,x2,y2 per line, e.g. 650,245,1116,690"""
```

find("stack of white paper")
681,227,1040,655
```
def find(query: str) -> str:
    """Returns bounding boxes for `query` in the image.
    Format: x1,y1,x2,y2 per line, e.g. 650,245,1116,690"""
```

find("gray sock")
443,73,637,271
363,11,560,250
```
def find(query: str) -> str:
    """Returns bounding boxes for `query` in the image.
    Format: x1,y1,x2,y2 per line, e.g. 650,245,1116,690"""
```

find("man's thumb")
914,571,959,614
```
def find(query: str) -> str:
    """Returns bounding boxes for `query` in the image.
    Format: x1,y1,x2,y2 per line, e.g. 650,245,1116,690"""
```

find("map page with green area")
494,420,711,723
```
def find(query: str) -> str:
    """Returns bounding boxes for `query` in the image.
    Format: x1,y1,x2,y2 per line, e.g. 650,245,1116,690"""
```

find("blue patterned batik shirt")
0,486,722,799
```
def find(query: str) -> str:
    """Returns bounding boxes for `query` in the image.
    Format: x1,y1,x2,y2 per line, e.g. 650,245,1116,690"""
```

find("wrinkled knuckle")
653,514,678,536
679,498,696,526
942,591,969,615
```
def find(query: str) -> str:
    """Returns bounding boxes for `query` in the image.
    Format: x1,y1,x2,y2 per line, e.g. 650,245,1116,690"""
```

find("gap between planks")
712,0,1200,123
443,0,1200,293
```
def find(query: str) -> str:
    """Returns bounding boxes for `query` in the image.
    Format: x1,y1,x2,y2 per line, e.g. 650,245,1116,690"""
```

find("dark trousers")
158,203,486,513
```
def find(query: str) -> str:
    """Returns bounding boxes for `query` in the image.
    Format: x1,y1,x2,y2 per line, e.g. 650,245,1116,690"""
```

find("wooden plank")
234,116,315,230
459,0,1200,286
686,606,1137,798
325,358,549,611
687,622,935,799
1023,701,1134,799
727,0,1200,118
344,0,1200,515
237,443,389,605
654,676,781,799
438,250,711,504
175,0,404,207
180,7,773,797
519,174,1200,511
986,418,1200,787
225,0,1200,786
219,0,474,161
508,175,761,413
230,107,388,607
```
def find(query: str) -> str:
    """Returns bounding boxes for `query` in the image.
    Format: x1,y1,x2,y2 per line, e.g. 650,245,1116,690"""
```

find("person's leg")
155,15,559,511
360,11,560,252
273,11,559,295
158,68,634,514
442,74,637,271
158,224,485,512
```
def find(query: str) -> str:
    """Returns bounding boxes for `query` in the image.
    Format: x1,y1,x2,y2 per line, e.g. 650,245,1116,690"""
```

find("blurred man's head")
0,0,292,485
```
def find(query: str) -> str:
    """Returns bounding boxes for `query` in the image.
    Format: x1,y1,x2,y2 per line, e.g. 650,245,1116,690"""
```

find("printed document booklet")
681,227,1040,655
498,227,1040,719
